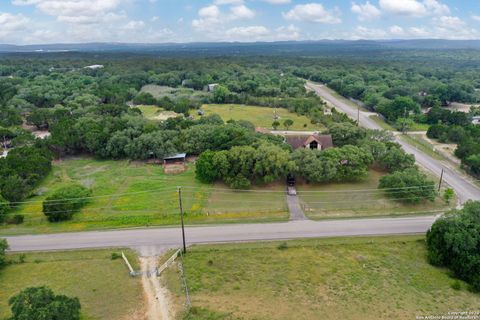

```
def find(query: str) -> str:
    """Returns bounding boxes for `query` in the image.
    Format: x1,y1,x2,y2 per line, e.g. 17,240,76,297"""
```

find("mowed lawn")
0,249,143,320
164,236,480,320
198,104,324,131
0,157,288,235
297,170,452,219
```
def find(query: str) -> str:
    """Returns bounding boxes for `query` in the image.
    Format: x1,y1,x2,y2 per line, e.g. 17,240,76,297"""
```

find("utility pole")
357,105,360,127
438,168,444,192
177,187,187,254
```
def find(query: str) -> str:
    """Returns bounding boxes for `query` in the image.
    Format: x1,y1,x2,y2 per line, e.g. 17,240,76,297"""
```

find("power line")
7,183,441,206
181,184,438,193
7,186,177,205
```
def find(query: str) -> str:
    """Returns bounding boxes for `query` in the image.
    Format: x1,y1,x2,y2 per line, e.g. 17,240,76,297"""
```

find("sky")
0,0,479,44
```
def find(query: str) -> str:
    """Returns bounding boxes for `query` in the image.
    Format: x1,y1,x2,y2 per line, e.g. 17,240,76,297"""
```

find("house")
285,134,333,150
84,65,104,70
207,84,219,92
473,116,480,125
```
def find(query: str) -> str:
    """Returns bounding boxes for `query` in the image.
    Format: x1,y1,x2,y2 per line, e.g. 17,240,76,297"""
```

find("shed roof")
163,153,187,161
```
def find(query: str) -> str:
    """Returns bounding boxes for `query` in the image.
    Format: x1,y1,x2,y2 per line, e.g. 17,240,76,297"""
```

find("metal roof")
163,153,187,160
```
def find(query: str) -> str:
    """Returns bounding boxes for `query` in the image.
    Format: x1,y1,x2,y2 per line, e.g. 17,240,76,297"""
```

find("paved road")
306,82,480,204
6,215,436,253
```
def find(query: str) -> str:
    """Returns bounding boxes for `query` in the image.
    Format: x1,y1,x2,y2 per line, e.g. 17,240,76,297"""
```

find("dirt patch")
164,164,187,175
154,111,179,121
140,257,173,320
448,102,479,113
420,133,460,165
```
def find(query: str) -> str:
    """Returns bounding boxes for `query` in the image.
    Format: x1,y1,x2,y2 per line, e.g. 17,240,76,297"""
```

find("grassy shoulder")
165,236,479,320
0,157,288,236
297,170,452,219
0,249,143,320
196,104,324,131
399,134,445,161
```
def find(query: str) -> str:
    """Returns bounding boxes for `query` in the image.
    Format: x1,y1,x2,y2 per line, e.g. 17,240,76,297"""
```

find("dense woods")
1,49,475,220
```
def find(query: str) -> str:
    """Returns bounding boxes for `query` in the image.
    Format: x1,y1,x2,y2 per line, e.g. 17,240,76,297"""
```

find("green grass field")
298,170,452,219
0,158,288,235
1,249,143,320
164,236,480,320
197,104,324,131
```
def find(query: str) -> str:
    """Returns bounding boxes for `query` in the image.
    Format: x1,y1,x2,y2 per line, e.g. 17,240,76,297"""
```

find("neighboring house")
207,84,218,92
285,134,333,150
473,116,480,125
84,65,104,70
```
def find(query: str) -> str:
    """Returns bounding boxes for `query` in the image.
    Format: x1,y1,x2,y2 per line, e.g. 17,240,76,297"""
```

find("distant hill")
1,40,480,55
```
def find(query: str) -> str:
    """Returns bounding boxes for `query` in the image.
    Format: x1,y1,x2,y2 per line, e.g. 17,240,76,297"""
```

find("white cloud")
379,0,449,17
432,16,478,39
389,25,404,36
472,15,480,22
352,26,387,39
283,3,341,24
229,5,255,20
223,24,300,41
122,20,145,31
351,1,381,21
192,4,255,33
198,5,221,19
225,25,269,39
262,0,291,4
214,0,244,5
275,24,300,40
0,12,30,38
13,0,123,23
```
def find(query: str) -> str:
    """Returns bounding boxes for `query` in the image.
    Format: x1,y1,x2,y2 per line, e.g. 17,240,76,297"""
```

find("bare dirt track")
140,257,173,320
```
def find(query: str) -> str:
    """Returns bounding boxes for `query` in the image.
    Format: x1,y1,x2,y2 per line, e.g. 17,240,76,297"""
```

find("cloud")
351,1,381,21
0,12,30,38
12,0,125,25
379,0,449,17
223,24,300,41
432,16,478,39
352,26,387,39
229,5,255,20
283,3,341,24
389,25,404,36
192,4,255,33
275,24,300,40
473,15,480,22
225,26,269,39
122,20,145,31
214,0,244,5
262,0,291,4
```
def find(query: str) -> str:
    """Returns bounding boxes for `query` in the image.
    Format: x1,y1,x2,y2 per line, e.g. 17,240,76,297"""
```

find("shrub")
43,185,92,222
0,238,8,268
379,168,436,203
450,281,461,291
8,286,81,320
426,124,448,139
111,252,121,260
6,214,24,225
426,201,480,292
0,195,10,222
